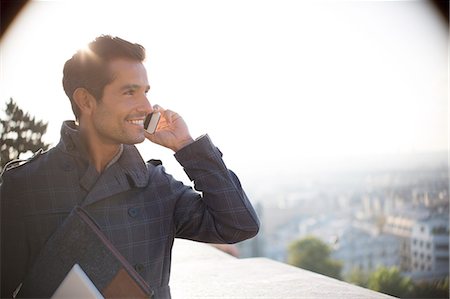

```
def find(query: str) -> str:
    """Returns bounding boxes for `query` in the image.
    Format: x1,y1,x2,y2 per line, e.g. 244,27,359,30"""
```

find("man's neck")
79,127,122,173
89,143,122,173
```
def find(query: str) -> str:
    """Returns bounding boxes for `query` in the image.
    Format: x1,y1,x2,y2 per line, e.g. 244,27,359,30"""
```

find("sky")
0,0,448,189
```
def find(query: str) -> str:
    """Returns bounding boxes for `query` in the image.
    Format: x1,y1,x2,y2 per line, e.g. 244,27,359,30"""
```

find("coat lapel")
82,145,149,206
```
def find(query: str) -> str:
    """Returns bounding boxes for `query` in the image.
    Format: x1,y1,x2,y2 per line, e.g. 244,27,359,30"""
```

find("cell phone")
144,112,161,134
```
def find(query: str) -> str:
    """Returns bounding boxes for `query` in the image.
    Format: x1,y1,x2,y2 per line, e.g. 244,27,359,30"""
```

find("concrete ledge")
170,239,396,299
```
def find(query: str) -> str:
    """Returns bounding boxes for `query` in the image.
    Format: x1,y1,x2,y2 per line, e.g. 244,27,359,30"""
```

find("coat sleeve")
171,134,260,244
1,173,29,298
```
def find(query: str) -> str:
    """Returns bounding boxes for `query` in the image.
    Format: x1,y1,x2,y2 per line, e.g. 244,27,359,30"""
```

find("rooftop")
170,239,396,299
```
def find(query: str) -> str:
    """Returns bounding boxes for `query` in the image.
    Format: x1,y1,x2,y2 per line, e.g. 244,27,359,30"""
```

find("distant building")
383,211,449,282
332,225,402,276
408,214,449,282
383,214,415,271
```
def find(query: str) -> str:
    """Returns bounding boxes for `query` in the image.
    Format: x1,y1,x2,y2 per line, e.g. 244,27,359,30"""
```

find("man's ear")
73,88,96,116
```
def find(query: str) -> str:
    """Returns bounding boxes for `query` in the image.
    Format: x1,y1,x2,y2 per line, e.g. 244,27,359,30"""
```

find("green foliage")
287,237,448,299
367,266,413,297
363,267,448,298
0,98,50,171
345,267,369,288
287,236,342,279
410,276,449,299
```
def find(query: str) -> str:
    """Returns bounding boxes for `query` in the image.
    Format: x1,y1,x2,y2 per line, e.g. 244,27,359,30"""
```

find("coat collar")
57,121,150,206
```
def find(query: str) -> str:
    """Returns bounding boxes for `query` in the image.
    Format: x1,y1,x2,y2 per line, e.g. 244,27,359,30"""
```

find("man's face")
90,59,152,145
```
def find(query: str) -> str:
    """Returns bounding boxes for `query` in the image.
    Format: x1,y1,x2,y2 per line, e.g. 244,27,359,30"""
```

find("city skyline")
237,155,449,287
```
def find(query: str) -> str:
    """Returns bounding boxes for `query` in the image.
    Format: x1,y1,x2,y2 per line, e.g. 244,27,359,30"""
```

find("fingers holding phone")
144,105,194,152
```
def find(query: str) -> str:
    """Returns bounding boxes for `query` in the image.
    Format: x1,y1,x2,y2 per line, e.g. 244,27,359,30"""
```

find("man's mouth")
127,119,144,126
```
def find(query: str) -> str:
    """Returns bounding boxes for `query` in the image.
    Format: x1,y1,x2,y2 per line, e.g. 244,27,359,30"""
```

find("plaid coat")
1,121,259,298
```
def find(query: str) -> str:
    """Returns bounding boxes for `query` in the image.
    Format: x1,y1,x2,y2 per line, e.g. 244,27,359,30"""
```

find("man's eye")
124,90,134,95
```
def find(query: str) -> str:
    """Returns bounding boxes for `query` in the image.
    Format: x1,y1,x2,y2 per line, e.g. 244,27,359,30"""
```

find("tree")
287,236,342,279
345,267,369,288
348,266,448,298
409,276,449,299
367,266,413,298
0,98,50,171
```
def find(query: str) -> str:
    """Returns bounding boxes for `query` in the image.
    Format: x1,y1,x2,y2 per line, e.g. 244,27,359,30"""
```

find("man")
1,35,259,298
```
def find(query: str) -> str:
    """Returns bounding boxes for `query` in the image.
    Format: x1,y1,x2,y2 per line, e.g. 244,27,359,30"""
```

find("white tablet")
51,264,104,299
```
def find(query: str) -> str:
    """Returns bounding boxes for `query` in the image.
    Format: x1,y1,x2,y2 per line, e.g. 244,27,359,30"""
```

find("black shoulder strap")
147,159,162,167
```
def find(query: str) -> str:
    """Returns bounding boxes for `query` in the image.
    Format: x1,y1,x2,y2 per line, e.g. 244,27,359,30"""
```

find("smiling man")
0,35,260,298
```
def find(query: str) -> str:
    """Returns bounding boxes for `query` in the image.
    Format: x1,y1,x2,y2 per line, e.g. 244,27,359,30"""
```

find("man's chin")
135,137,146,144
122,134,146,145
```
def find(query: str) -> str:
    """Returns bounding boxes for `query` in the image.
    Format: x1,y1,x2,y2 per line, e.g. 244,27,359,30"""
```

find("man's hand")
144,105,194,152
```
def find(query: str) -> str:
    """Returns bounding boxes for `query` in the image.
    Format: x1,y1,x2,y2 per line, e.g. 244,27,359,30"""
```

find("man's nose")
137,96,153,114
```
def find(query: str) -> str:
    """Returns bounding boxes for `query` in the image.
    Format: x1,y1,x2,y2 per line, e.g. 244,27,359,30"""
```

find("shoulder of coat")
2,148,48,174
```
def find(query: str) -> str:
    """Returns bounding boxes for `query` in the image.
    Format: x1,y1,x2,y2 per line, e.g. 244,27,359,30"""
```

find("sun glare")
79,42,92,54
0,0,447,178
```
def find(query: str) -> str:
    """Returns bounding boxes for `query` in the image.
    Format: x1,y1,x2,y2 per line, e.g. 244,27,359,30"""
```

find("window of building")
436,257,449,263
432,226,449,235
435,244,449,251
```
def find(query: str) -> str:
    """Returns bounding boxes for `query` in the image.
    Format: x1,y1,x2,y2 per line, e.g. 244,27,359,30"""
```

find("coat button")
62,161,74,171
134,263,145,273
66,142,75,151
128,207,140,218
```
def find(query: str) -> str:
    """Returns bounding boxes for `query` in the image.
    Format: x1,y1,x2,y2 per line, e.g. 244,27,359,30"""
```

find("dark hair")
62,35,146,119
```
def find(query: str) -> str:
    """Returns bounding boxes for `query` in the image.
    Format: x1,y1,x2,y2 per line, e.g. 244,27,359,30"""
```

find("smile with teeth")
128,119,144,126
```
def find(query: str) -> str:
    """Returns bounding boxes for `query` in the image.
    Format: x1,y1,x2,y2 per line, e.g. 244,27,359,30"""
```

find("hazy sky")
0,0,448,187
